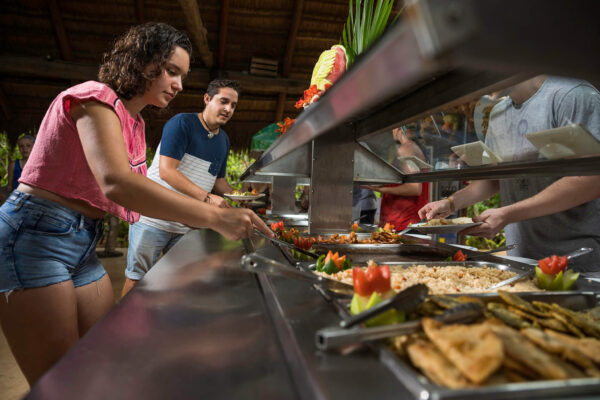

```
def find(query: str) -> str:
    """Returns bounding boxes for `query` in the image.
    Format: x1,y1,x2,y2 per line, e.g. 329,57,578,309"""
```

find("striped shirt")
139,113,230,233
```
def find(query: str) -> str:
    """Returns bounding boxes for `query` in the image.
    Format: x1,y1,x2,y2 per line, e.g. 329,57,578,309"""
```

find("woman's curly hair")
99,22,192,100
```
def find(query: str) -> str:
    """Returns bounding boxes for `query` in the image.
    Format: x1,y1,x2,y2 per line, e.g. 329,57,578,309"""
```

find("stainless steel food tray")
352,290,600,399
303,260,599,292
308,260,517,271
310,234,457,263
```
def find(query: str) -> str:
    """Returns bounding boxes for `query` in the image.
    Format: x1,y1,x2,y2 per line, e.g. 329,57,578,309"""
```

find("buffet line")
242,214,600,399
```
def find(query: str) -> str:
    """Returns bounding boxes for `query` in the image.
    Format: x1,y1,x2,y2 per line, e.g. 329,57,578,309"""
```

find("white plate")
451,141,503,166
408,221,483,234
224,193,266,201
525,124,600,159
396,155,433,171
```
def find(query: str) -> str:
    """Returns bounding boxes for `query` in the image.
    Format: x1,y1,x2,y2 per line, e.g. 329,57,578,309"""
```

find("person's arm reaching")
73,101,272,240
467,175,600,238
418,179,499,220
159,156,229,208
213,178,233,196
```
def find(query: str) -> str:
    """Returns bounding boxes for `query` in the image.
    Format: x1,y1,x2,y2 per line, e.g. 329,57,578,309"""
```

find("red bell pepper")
352,264,391,296
453,250,467,262
270,221,284,232
538,254,568,275
293,236,315,250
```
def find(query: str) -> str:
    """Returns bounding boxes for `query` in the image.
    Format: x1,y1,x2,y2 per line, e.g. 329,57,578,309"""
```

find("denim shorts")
0,191,105,293
126,222,182,280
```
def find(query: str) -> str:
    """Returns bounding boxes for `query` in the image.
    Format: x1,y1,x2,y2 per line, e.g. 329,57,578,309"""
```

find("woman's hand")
418,199,452,220
213,207,273,240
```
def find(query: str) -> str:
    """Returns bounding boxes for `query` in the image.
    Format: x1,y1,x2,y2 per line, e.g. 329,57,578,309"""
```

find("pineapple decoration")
295,45,348,109
294,0,399,111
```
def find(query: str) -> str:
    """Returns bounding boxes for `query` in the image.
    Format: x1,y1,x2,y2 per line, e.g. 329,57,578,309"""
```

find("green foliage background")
0,131,30,188
226,150,254,190
464,193,506,250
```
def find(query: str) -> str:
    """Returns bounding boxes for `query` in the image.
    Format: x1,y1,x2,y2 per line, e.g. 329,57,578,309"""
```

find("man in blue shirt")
123,79,239,295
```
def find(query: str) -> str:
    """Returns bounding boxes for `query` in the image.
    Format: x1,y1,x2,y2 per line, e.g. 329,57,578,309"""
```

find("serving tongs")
340,284,429,328
487,247,593,290
468,244,516,258
253,228,319,259
240,253,354,296
316,302,483,351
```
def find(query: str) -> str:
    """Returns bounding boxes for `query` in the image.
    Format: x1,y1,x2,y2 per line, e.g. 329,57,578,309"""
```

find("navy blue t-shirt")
159,113,230,178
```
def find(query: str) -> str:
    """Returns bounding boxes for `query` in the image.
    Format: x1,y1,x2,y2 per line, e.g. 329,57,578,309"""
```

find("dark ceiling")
0,0,366,149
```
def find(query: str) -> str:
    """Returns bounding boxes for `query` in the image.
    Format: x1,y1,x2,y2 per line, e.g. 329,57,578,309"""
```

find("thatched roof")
0,0,393,150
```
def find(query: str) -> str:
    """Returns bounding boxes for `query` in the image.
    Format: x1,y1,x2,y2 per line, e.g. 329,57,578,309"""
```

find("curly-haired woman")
0,22,272,386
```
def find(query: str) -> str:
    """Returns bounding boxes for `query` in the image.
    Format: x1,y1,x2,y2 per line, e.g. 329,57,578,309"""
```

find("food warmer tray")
309,233,458,262
301,260,600,293
250,244,600,399
378,302,600,400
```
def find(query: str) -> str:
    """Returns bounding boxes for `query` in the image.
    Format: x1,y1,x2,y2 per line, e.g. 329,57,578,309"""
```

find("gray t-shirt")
485,76,600,272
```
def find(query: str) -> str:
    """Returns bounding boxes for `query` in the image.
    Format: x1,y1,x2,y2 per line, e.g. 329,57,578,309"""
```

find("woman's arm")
72,101,271,240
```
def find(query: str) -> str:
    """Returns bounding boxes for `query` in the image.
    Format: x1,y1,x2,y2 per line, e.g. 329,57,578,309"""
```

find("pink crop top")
20,81,147,223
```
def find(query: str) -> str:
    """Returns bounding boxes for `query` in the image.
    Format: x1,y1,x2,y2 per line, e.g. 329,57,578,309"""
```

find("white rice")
316,264,540,294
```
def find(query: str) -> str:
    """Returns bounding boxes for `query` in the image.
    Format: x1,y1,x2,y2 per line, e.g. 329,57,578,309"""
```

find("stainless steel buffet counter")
25,229,406,400
26,229,600,399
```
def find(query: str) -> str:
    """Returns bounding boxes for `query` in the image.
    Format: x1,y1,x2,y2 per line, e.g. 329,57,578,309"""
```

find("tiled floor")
0,248,128,400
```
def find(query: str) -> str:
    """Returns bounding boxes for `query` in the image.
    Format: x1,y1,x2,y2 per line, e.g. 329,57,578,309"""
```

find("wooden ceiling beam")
0,56,307,95
276,0,305,121
282,0,305,78
47,0,73,61
217,0,229,69
178,0,214,68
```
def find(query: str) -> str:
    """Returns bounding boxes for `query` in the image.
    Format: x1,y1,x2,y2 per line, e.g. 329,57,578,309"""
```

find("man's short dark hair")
206,79,241,99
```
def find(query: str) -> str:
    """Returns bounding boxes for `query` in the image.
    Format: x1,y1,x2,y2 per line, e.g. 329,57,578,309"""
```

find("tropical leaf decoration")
342,0,400,66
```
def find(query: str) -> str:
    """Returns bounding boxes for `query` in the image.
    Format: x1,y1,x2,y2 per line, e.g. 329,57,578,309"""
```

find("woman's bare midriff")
17,184,107,220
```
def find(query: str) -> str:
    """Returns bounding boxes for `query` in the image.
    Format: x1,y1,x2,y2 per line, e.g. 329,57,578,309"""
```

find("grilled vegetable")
349,291,405,326
350,262,403,326
535,254,579,291
453,250,467,262
353,263,391,296
315,251,352,274
270,221,284,232
293,236,315,250
536,268,579,291
538,255,568,275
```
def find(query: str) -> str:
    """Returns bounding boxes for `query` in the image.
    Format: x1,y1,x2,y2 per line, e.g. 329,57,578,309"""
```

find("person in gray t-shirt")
419,76,600,272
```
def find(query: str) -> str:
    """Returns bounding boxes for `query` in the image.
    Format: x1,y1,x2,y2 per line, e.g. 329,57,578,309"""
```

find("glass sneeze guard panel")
359,75,600,181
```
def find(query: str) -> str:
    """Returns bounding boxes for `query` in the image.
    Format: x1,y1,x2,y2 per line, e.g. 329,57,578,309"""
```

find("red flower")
276,117,296,136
